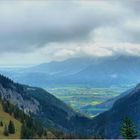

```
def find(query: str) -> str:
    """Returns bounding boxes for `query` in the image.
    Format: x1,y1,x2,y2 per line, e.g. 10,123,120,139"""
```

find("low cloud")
1,42,139,66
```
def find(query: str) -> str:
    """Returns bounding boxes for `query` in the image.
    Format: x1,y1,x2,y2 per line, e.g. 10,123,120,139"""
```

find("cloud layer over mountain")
0,1,139,65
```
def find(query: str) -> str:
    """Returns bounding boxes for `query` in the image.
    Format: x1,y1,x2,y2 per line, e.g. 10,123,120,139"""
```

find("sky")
0,0,139,66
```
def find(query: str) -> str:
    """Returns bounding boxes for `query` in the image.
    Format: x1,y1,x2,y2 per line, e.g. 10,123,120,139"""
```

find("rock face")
0,84,40,114
0,74,94,137
92,83,140,138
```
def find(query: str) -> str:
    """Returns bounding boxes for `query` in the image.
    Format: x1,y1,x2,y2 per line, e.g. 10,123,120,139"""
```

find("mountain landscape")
0,56,139,116
0,71,140,138
0,1,139,139
0,74,95,138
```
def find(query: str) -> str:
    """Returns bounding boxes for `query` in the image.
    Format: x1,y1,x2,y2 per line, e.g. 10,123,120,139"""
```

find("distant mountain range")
1,56,140,87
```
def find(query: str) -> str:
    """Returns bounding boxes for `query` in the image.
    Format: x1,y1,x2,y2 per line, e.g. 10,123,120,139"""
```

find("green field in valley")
47,85,133,117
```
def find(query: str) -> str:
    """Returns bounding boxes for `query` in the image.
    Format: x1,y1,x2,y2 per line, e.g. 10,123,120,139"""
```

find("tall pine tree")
121,117,138,139
8,120,15,134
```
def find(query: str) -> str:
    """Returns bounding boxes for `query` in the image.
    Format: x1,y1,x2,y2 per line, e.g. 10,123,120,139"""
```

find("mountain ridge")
1,56,140,87
0,74,94,138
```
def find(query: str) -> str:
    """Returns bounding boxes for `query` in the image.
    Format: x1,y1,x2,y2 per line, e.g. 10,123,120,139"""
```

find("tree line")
1,98,47,138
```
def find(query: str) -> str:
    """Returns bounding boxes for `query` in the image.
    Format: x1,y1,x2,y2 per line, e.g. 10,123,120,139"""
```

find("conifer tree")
21,122,31,139
8,120,15,134
4,125,9,136
0,121,3,126
121,117,138,139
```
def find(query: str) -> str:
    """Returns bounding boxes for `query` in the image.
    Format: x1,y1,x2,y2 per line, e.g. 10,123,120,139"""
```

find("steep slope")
0,74,93,137
0,98,50,139
92,83,140,138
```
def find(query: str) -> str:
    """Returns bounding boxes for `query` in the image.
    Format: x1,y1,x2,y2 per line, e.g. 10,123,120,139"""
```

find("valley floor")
47,85,133,117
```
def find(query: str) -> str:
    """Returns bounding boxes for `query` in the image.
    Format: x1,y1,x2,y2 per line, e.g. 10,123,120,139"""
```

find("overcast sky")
0,1,139,66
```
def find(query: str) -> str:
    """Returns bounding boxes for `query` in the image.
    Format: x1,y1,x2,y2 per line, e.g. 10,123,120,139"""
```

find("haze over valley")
0,56,137,116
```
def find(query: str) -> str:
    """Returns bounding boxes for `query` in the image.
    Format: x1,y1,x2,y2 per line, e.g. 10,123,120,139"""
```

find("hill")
0,97,50,139
92,83,140,138
0,74,94,138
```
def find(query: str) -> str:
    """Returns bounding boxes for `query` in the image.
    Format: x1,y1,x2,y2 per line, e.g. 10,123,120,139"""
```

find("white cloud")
0,1,139,65
90,27,127,43
0,41,140,66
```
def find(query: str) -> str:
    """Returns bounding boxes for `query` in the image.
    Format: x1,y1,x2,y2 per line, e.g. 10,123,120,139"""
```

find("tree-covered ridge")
0,74,24,93
0,74,77,138
0,96,80,139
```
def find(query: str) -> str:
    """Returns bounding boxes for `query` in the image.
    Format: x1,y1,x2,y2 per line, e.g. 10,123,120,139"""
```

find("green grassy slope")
0,102,57,139
0,104,22,139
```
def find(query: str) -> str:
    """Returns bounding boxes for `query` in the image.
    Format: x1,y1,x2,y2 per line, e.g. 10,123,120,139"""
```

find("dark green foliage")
2,100,26,122
0,74,14,89
1,99,45,138
15,83,24,93
3,125,9,136
8,120,15,134
20,117,46,139
0,121,3,127
44,130,47,137
51,129,77,139
121,117,138,139
0,74,24,93
21,122,31,139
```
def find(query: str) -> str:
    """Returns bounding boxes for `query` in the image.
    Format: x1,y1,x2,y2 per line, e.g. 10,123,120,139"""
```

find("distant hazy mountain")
1,56,140,87
92,83,140,138
74,56,140,86
27,57,94,76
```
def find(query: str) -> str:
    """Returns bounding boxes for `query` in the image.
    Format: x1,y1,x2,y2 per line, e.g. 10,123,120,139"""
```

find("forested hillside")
0,74,94,138
0,97,48,139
